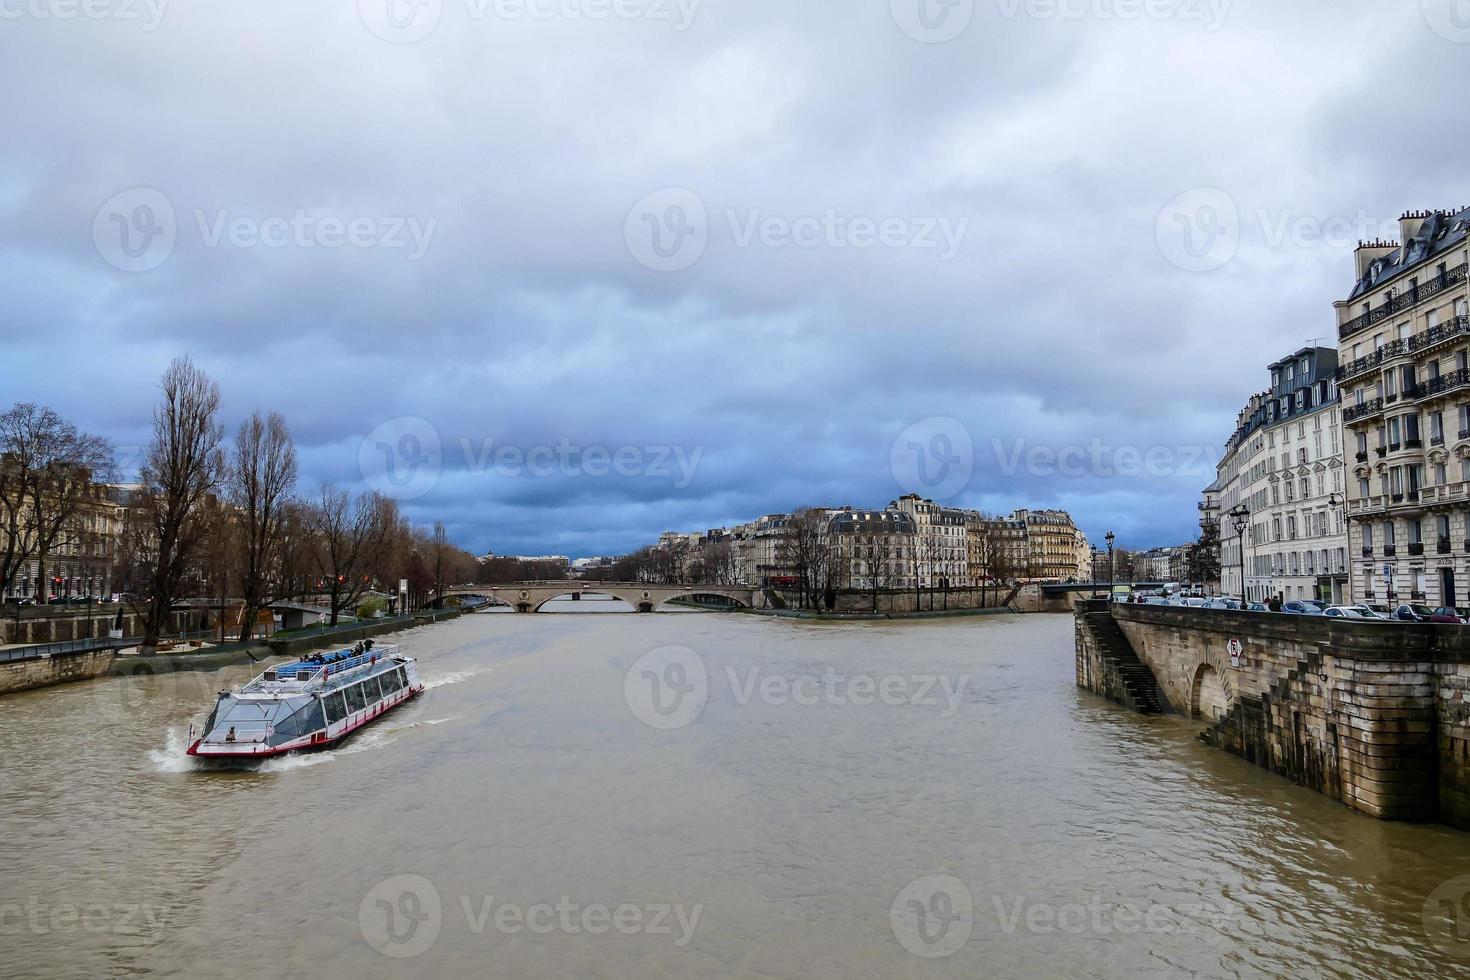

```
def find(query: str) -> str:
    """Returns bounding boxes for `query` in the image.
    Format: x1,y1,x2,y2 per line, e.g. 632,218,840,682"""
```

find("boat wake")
423,667,490,690
149,726,203,773
151,712,461,773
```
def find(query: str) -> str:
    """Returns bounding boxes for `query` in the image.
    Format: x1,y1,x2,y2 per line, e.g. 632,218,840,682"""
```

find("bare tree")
139,358,226,652
857,533,896,613
309,485,398,625
777,509,830,610
0,403,114,602
271,500,317,601
703,539,738,586
911,527,940,611
431,521,449,604
230,412,297,641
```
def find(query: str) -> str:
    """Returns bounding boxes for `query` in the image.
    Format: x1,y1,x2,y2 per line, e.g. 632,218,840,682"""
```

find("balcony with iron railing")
1344,397,1385,424
1337,316,1470,384
1338,264,1469,341
1415,367,1470,403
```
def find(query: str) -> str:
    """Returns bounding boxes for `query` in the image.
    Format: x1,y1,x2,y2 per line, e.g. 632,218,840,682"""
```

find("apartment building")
1213,347,1348,603
892,495,970,587
1338,207,1470,606
827,508,918,591
1,481,120,601
1014,509,1085,582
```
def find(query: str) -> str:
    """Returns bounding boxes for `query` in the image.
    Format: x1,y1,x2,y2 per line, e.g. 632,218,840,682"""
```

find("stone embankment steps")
1082,609,1168,714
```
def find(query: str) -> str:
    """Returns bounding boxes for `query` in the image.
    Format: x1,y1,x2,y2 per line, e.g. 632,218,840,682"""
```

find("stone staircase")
1000,580,1025,611
1081,608,1168,715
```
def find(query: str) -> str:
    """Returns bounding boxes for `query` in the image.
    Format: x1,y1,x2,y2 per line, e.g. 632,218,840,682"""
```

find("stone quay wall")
765,586,1019,615
0,648,115,696
1077,601,1470,829
0,607,207,646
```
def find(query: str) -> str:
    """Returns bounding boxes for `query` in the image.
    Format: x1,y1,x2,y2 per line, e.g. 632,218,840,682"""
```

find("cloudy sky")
3,0,1468,557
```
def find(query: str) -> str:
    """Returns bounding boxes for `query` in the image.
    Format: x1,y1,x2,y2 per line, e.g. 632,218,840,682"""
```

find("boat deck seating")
271,650,388,681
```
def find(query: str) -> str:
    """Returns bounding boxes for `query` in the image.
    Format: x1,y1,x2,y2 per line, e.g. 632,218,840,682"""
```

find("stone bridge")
441,582,756,614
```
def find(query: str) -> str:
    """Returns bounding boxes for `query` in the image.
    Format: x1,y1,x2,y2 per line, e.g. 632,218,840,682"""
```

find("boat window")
296,701,324,738
365,674,386,703
345,683,367,714
396,667,409,689
380,670,402,695
324,692,347,724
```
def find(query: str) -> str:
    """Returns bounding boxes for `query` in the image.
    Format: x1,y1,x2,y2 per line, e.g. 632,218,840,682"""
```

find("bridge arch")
1189,650,1235,721
527,589,643,613
442,582,756,613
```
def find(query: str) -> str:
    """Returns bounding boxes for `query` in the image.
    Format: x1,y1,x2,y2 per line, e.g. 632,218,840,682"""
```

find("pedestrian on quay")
1268,594,1283,612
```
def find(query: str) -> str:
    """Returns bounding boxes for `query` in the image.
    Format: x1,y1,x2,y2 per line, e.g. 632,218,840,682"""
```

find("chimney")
1354,240,1399,281
1399,210,1422,250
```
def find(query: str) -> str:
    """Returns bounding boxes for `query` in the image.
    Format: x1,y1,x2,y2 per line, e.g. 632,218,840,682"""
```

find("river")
3,609,1469,977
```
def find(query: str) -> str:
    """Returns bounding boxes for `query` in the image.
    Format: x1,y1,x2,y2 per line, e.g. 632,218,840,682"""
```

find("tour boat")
185,641,423,760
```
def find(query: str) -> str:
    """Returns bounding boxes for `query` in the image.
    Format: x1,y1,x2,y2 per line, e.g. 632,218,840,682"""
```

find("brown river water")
3,607,1470,978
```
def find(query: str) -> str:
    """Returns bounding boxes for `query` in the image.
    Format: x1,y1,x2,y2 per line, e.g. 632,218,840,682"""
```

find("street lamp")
1105,531,1116,596
1229,504,1250,604
1329,491,1348,603
1090,545,1101,597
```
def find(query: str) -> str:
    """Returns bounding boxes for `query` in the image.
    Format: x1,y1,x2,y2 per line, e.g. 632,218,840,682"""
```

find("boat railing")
254,647,403,688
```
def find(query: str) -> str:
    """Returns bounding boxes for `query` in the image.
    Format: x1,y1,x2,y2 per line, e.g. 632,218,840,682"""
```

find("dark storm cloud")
0,0,1454,554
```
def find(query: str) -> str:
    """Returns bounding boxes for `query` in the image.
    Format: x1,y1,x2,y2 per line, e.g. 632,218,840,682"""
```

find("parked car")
1323,606,1367,618
1247,602,1269,612
1282,600,1324,615
1393,604,1439,622
1430,607,1469,624
1347,604,1389,619
1202,598,1241,610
